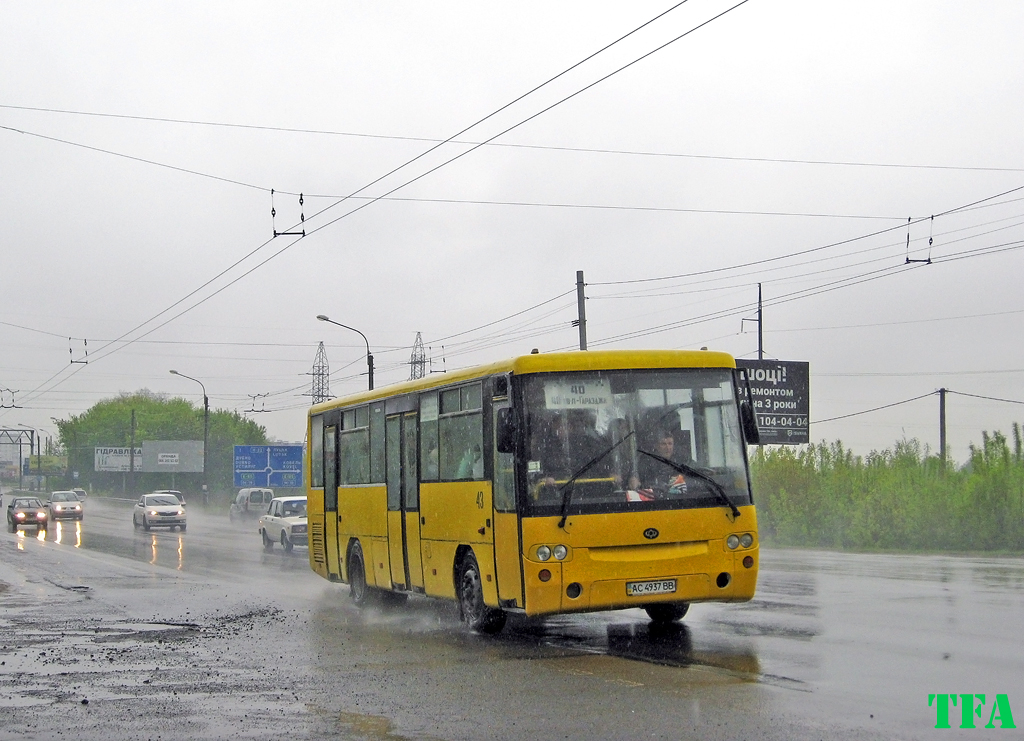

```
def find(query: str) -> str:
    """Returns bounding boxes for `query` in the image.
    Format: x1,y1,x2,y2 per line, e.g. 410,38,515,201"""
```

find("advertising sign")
234,445,304,488
736,360,810,445
94,447,143,472
141,441,203,473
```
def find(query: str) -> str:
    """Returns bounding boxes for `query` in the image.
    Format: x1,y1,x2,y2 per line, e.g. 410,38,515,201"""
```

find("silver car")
133,493,187,532
47,491,83,521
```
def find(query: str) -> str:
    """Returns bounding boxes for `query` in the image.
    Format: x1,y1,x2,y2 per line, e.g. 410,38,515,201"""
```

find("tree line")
750,425,1024,552
54,391,269,495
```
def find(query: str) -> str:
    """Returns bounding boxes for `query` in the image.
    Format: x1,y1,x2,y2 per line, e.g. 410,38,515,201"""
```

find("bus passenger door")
402,413,424,590
492,402,523,607
323,424,342,580
386,413,424,591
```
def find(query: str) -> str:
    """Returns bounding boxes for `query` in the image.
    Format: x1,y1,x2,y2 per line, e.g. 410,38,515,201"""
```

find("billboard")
95,447,143,472
141,440,204,473
234,445,304,488
736,360,810,445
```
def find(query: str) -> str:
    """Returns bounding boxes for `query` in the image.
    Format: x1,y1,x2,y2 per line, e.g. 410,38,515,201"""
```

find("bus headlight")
740,533,753,548
536,545,551,561
726,535,740,550
553,545,567,560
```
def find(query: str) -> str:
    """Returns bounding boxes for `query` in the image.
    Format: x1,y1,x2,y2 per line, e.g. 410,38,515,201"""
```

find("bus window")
324,425,338,511
420,392,439,481
369,402,385,483
311,415,324,488
522,369,751,516
339,406,369,485
439,383,483,480
493,403,516,512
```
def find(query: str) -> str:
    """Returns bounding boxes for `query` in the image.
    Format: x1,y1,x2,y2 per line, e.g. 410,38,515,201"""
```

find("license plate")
625,579,677,597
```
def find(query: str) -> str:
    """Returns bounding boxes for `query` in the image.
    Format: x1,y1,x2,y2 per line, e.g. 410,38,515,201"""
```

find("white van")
229,488,274,521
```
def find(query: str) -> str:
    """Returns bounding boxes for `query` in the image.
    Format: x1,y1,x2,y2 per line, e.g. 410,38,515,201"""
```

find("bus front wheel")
457,552,506,634
645,602,689,623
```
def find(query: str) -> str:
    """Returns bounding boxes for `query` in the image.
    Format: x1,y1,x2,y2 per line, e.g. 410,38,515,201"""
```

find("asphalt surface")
1,495,1021,739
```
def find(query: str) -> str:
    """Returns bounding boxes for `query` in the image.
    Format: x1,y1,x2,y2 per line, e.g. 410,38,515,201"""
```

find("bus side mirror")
496,408,518,454
740,401,760,445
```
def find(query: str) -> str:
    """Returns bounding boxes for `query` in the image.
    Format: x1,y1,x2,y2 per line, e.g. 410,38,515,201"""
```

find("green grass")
750,424,1024,552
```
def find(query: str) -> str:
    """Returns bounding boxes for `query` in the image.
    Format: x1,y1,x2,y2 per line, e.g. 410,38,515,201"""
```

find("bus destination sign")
735,360,810,445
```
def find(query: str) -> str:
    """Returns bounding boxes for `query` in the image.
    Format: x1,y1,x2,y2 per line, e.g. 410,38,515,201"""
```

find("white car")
258,496,307,552
133,493,187,532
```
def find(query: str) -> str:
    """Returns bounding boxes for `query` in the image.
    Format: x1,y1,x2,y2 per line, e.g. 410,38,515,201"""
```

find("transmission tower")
311,342,330,404
409,332,426,380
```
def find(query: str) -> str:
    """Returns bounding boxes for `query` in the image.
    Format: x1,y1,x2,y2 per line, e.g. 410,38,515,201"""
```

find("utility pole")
129,409,136,496
741,283,764,358
576,270,588,351
757,283,764,360
939,388,947,471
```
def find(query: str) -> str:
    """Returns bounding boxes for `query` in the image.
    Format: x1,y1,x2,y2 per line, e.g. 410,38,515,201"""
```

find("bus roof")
310,349,737,413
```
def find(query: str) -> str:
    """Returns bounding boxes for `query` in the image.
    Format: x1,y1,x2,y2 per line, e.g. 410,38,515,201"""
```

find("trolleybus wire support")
271,189,306,238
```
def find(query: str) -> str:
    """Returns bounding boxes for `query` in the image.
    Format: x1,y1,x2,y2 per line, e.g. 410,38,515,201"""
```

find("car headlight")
177,509,184,515
726,534,740,549
740,533,753,548
552,545,568,560
55,505,62,511
149,511,158,516
36,512,46,519
15,512,25,519
536,545,551,561
74,505,81,511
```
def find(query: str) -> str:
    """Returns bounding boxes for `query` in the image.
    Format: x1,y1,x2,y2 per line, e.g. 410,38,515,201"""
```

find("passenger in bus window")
423,437,439,480
629,429,687,500
456,443,483,479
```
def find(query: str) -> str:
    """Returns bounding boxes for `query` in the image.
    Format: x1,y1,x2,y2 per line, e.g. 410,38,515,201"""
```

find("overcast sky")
2,1,1023,463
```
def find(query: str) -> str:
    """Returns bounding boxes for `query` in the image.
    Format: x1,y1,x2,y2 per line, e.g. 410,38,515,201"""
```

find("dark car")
46,491,83,521
7,497,48,531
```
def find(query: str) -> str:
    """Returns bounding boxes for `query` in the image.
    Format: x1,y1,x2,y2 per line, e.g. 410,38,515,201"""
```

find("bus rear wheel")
457,552,506,634
645,602,689,623
348,541,375,608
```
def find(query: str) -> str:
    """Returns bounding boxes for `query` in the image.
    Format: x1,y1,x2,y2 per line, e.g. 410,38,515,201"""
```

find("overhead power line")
812,392,937,425
947,390,1024,406
5,102,1023,174
10,0,733,413
587,183,1024,287
0,123,907,220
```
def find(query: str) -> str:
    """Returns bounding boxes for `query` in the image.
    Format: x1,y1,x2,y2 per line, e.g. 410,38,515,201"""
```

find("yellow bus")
306,349,761,633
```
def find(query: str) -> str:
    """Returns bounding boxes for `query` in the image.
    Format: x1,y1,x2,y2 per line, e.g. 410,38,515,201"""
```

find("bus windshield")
521,368,751,517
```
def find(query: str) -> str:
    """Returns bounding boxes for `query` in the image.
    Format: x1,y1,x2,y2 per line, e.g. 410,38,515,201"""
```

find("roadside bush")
750,424,1024,552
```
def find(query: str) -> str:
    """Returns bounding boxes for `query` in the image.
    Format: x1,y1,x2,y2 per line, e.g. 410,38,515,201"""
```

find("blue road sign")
233,445,304,488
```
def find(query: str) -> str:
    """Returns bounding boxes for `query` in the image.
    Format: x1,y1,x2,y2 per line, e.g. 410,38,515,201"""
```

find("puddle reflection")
144,533,185,569
606,622,761,676
53,521,83,548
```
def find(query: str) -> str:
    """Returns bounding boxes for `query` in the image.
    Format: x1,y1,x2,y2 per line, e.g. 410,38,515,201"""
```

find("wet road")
1,496,1022,739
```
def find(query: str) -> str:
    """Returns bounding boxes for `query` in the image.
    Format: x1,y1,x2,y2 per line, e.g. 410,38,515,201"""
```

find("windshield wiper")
556,432,634,529
636,449,741,520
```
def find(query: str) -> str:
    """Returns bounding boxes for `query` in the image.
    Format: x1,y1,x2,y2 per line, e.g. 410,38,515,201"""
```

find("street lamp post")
316,315,374,390
170,370,209,505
